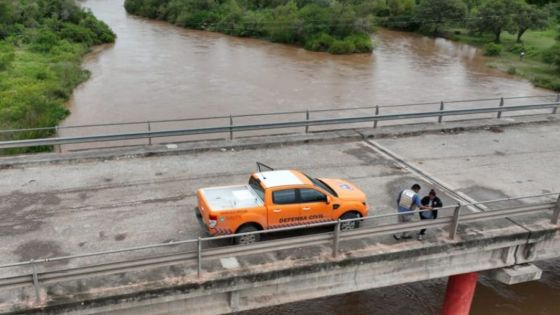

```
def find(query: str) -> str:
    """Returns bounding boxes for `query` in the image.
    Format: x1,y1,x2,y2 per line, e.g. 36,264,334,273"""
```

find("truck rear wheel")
235,225,261,245
340,212,361,231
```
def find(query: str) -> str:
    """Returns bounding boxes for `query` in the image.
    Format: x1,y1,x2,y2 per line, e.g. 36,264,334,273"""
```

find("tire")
234,225,261,245
340,212,361,231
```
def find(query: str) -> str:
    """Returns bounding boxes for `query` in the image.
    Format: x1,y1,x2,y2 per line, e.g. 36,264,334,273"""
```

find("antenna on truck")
256,162,274,173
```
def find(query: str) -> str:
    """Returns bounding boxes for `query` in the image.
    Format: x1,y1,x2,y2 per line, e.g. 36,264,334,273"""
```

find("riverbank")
123,0,374,54
0,0,115,154
447,27,560,92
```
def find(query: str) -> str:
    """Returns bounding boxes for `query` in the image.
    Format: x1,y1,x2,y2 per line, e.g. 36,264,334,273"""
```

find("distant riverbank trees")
0,0,115,153
125,0,560,90
124,0,375,54
362,0,558,91
366,0,551,43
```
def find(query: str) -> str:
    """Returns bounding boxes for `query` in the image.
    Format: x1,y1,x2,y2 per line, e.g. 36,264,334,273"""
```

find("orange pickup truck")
195,168,368,244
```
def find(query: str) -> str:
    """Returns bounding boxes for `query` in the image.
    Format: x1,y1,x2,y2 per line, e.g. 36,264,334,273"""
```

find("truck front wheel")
235,225,261,245
340,212,361,231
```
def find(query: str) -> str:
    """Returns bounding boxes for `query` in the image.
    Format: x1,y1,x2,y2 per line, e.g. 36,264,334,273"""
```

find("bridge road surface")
0,121,559,274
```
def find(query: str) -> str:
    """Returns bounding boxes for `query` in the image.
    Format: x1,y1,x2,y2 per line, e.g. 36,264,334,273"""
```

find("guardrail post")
449,203,462,240
373,106,379,128
229,115,233,140
438,101,444,123
31,260,41,303
305,110,310,134
197,237,202,279
497,97,504,119
332,220,341,258
55,126,61,153
552,195,560,225
553,94,559,114
147,121,152,145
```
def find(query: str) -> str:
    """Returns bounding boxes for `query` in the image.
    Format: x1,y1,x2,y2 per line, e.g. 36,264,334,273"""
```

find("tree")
464,0,482,13
415,0,467,35
527,0,557,5
387,0,415,16
471,0,518,43
512,3,548,42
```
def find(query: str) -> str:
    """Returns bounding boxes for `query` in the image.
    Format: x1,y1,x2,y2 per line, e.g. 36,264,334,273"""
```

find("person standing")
418,189,443,241
393,184,431,240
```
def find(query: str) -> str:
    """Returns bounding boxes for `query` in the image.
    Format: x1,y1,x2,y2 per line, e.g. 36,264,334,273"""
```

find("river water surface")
67,0,559,314
65,0,549,129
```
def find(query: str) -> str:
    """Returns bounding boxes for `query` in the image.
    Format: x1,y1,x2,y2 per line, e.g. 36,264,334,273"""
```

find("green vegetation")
484,42,503,56
0,0,115,153
366,0,560,91
124,0,375,54
415,0,467,35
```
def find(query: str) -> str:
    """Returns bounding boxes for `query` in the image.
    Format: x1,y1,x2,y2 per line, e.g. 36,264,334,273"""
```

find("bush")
531,76,560,92
30,29,60,52
344,33,373,53
328,39,356,54
304,33,372,54
49,39,86,61
79,13,116,44
508,44,537,58
124,0,376,55
508,43,525,54
35,71,48,80
60,23,96,44
542,44,560,67
507,66,516,75
484,42,502,56
50,61,90,98
304,32,334,51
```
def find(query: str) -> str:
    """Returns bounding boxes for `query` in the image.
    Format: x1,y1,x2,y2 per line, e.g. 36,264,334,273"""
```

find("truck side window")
272,189,297,205
300,189,327,203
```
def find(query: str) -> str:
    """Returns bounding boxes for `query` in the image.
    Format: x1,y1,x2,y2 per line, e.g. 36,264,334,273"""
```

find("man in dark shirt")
418,189,442,240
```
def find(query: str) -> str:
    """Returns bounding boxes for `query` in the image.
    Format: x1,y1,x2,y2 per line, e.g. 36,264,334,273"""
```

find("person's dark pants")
419,216,431,235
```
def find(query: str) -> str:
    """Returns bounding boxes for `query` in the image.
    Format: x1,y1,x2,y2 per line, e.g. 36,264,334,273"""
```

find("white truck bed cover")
200,185,264,210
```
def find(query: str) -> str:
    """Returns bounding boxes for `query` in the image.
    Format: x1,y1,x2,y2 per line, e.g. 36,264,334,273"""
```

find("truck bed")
199,185,264,210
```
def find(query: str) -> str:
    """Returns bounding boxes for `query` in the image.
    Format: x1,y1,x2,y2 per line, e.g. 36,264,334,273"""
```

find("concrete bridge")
0,112,559,314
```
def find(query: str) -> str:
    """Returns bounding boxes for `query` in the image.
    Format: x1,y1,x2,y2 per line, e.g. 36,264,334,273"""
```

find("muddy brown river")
65,0,559,314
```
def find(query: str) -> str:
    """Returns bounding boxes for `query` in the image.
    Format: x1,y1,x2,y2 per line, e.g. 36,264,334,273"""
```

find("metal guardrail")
0,193,558,303
0,95,559,150
0,95,557,134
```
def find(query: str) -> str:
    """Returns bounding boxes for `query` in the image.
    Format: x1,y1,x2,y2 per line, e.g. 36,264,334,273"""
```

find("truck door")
298,188,331,223
269,188,301,228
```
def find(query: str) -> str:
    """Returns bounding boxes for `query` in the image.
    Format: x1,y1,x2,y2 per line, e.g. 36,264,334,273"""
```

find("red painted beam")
441,272,478,315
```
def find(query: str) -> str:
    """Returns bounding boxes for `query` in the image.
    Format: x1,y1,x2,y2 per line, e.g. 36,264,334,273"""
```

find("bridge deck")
0,117,559,313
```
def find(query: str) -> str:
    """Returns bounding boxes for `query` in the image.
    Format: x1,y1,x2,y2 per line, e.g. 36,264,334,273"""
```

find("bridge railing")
0,94,558,151
0,193,558,303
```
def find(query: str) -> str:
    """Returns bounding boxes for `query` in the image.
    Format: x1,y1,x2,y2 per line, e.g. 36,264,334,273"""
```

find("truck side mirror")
326,195,332,204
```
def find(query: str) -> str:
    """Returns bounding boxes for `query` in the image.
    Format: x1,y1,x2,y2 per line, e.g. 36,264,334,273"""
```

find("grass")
0,41,92,154
0,0,116,155
446,27,560,92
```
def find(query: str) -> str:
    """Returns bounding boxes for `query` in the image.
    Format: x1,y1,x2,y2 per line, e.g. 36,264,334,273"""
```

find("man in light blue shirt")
393,184,431,240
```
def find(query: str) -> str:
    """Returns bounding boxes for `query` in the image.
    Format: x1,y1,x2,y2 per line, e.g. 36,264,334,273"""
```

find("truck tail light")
208,214,218,228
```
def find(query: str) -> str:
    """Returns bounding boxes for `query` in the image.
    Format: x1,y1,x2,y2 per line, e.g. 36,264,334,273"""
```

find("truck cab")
196,169,368,244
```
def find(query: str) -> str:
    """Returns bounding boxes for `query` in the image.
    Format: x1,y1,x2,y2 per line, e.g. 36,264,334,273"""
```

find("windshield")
305,174,338,197
248,176,265,201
